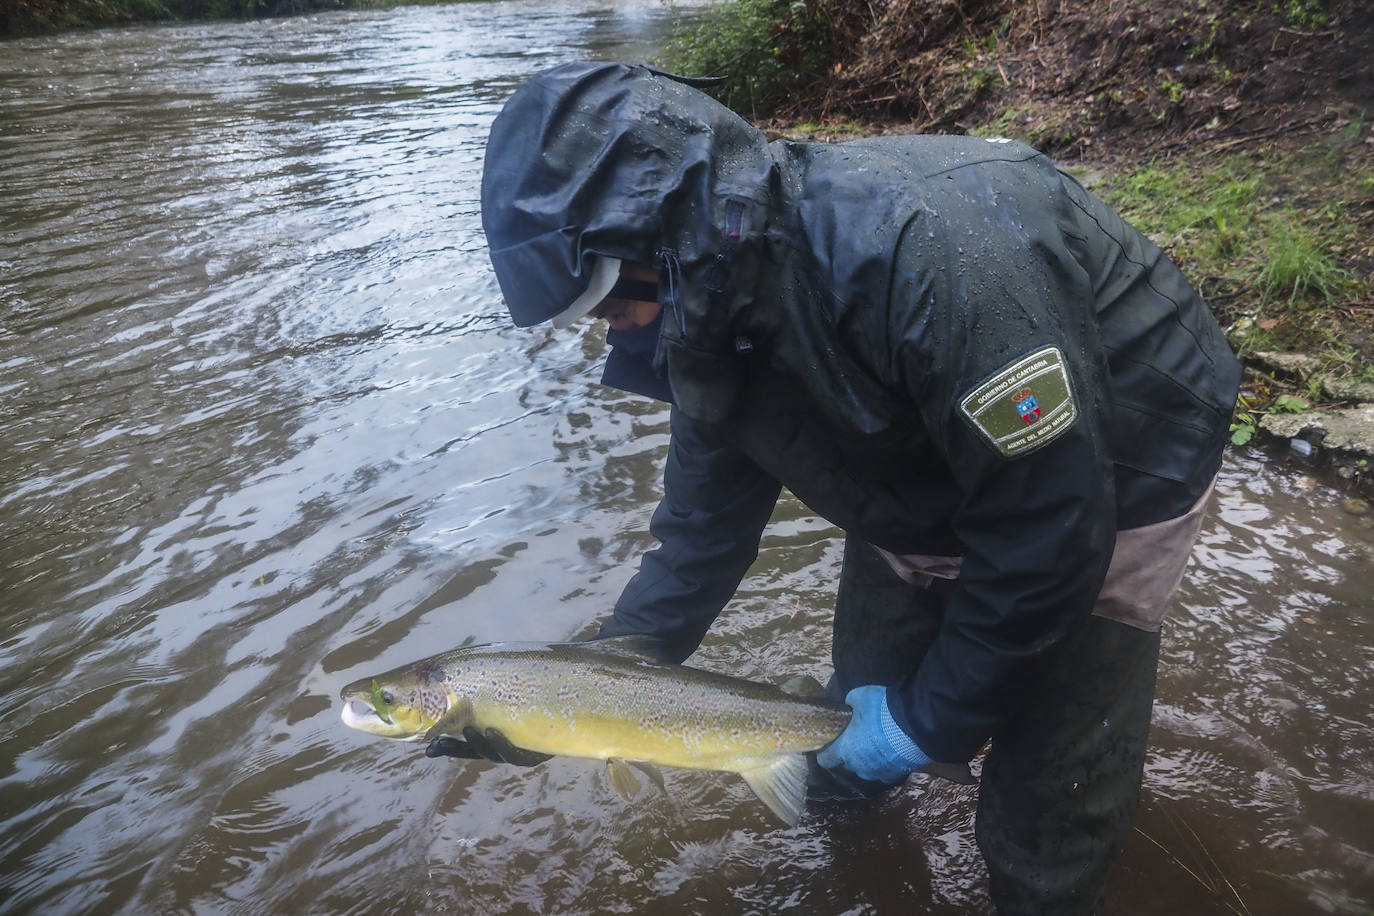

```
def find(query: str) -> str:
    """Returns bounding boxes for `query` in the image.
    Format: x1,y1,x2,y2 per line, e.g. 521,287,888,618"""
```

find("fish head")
339,661,451,740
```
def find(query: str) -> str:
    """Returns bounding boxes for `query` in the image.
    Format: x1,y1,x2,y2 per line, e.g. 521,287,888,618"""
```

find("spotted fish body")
339,637,851,825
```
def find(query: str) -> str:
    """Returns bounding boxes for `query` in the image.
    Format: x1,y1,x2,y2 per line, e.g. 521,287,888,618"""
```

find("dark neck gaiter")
601,309,674,403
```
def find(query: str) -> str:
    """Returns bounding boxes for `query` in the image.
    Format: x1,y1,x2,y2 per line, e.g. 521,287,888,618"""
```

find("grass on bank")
1085,130,1372,379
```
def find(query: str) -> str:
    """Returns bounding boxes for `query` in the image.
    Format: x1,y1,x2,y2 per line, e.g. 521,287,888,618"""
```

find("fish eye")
381,690,395,705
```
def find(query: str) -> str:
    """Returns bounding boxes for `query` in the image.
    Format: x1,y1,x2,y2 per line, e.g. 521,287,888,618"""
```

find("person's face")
591,262,662,332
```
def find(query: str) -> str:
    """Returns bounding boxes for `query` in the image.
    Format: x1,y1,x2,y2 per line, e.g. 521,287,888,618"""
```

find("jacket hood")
481,63,776,418
482,62,772,323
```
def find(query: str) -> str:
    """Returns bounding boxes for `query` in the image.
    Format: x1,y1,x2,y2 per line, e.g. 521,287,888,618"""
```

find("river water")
1,5,1371,914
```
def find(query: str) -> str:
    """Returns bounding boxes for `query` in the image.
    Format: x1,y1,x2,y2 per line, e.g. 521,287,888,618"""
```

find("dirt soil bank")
780,0,1373,160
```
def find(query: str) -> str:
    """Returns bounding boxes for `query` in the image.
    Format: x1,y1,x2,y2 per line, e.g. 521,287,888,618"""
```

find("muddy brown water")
2,6,1372,913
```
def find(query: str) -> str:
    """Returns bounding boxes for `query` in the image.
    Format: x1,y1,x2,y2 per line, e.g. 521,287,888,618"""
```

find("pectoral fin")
740,754,809,827
423,698,475,743
606,757,640,800
630,761,667,795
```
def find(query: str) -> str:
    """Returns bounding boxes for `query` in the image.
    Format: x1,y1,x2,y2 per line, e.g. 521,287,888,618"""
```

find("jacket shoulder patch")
958,346,1078,458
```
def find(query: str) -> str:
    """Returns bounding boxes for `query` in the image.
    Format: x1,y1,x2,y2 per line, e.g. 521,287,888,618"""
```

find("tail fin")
740,755,809,827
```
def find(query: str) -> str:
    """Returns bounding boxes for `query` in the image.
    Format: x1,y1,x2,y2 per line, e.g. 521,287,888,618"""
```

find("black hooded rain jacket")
481,63,1241,764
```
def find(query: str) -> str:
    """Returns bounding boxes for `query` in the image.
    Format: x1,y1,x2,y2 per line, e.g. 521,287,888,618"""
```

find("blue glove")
817,685,932,785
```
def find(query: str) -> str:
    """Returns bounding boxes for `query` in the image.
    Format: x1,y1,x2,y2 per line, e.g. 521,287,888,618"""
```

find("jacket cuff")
880,689,932,768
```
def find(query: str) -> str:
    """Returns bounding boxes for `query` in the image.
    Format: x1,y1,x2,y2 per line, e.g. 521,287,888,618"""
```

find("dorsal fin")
575,635,673,664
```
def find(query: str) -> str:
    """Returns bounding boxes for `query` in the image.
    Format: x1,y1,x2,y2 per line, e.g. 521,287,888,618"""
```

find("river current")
1,5,1371,913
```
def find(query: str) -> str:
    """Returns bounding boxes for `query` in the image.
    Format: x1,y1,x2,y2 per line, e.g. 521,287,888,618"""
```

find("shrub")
658,0,836,118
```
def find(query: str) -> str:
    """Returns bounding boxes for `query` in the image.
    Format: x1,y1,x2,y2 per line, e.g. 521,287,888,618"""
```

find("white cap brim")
551,256,622,329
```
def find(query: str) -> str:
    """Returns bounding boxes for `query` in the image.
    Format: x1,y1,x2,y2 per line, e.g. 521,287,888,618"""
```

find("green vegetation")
1270,394,1311,413
1230,403,1258,445
12,0,173,31
1275,0,1332,28
789,118,867,139
1259,227,1351,306
658,0,835,118
1097,159,1263,268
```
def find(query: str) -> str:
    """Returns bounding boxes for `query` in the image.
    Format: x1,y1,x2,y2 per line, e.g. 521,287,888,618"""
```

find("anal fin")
740,754,809,827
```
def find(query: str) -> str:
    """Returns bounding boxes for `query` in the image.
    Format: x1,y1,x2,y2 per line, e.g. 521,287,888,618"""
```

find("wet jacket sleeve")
596,407,782,663
884,182,1119,764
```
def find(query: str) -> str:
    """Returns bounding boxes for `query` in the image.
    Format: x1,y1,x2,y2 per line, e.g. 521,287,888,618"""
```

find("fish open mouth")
340,697,422,739
341,698,384,729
